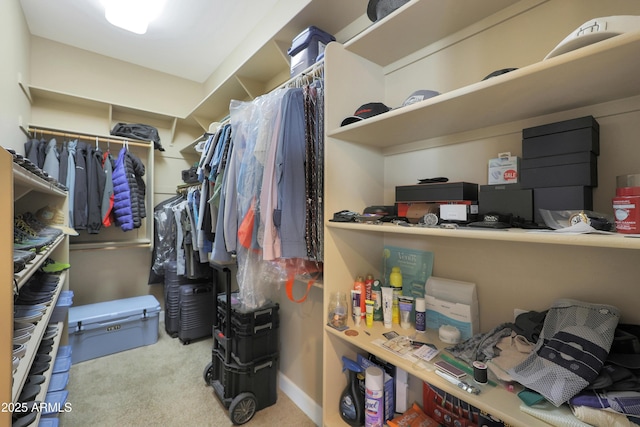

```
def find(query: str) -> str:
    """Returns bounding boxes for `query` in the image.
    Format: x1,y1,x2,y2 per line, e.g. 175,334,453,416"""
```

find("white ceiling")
19,0,305,83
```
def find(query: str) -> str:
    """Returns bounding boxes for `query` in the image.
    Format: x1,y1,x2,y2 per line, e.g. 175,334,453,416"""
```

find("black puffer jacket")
124,151,146,229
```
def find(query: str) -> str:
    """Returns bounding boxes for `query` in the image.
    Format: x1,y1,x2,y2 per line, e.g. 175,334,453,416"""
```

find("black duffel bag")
110,122,165,151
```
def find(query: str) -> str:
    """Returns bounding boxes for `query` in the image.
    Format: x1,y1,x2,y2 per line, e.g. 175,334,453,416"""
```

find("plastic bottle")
340,356,365,426
390,267,402,324
371,279,383,321
365,366,384,427
415,297,426,332
354,276,366,320
364,274,374,302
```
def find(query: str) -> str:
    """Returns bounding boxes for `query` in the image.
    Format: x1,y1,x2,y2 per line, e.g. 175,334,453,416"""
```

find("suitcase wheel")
203,362,213,386
229,392,257,425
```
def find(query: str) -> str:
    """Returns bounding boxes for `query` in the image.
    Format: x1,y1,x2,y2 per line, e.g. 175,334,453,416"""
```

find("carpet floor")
61,323,316,426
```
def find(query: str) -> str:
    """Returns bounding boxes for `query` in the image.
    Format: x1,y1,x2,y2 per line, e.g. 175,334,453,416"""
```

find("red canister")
613,175,640,234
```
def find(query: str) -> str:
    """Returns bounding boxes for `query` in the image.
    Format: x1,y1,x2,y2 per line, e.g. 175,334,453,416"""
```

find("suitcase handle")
254,322,273,333
253,308,272,318
254,360,273,373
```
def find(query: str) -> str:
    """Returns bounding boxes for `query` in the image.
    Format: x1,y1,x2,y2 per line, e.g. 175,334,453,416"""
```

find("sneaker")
13,249,36,273
13,228,52,252
40,259,70,273
18,212,62,238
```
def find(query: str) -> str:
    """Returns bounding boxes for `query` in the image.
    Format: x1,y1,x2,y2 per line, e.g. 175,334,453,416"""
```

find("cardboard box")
358,354,394,422
395,182,478,202
478,184,533,221
68,295,160,364
533,186,593,225
423,382,511,427
396,201,477,223
520,160,597,188
425,277,479,341
488,155,519,185
522,115,599,158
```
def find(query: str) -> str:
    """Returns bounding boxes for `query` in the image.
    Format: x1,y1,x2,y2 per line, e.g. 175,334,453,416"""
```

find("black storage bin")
211,348,278,412
215,323,279,364
216,293,279,334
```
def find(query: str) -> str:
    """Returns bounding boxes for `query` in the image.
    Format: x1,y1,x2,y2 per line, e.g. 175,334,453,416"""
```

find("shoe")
40,258,70,273
13,249,36,273
18,212,63,238
11,400,39,427
13,228,53,253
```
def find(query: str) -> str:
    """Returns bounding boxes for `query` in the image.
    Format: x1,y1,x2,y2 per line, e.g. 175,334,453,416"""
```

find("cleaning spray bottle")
340,356,365,426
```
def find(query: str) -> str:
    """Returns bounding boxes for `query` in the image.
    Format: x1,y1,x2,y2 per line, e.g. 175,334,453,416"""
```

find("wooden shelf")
327,221,640,250
329,29,640,151
325,322,550,427
12,274,66,402
344,0,521,67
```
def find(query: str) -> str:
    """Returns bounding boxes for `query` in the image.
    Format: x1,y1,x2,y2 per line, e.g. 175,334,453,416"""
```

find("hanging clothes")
42,138,60,182
73,141,89,230
66,140,77,228
86,144,105,234
111,146,134,231
102,151,115,227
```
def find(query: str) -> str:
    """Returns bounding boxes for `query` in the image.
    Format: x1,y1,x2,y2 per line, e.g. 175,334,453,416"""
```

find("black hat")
367,0,410,22
341,102,390,126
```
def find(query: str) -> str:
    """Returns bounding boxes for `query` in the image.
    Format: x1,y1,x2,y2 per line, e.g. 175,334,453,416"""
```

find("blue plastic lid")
53,355,71,374
56,345,72,358
43,390,69,415
342,356,363,373
288,26,335,57
47,372,69,392
38,417,59,427
69,295,161,327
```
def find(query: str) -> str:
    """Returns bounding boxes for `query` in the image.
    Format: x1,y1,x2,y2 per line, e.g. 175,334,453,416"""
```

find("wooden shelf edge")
326,221,640,250
324,323,550,427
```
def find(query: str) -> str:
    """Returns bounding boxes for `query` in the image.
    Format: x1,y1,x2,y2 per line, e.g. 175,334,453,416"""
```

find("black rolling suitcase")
164,260,210,338
178,282,214,344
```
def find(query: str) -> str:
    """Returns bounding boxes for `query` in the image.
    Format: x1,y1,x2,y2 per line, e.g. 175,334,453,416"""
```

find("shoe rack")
2,147,70,425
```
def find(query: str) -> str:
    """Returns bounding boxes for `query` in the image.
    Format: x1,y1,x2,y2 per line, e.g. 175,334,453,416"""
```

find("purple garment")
111,147,134,231
570,390,640,417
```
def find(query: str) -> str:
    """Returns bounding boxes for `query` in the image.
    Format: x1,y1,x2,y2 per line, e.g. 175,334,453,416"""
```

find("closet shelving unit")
2,148,70,425
322,1,640,426
26,127,155,251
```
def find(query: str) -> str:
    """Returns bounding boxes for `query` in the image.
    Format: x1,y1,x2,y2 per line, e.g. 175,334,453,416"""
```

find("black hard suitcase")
178,283,214,344
163,260,211,338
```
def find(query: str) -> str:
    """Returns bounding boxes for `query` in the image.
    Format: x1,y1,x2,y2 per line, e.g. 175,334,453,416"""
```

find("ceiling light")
102,0,167,35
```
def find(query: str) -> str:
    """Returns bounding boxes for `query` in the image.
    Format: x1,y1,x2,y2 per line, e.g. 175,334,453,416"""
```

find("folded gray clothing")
446,322,513,365
508,298,620,407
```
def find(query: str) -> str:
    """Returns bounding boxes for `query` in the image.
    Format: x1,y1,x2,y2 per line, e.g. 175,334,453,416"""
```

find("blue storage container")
68,295,160,364
287,26,335,77
49,290,74,324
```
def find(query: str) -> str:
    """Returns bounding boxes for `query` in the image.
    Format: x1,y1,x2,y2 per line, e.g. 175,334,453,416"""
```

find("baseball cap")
398,90,440,108
340,102,391,126
367,0,410,22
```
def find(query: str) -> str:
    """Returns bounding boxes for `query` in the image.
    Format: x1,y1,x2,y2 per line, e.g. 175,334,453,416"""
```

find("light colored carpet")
61,323,316,426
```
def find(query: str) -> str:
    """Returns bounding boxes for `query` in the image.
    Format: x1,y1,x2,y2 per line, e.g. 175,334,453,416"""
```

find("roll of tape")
472,361,488,384
439,325,461,344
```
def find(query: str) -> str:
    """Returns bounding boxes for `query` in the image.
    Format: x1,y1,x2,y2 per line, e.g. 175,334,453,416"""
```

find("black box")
217,293,279,334
522,115,599,158
210,348,278,412
395,182,478,202
520,152,598,188
533,186,593,225
215,325,278,365
478,184,533,221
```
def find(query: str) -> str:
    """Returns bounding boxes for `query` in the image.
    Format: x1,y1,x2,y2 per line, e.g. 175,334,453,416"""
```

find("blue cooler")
68,295,160,364
287,26,335,77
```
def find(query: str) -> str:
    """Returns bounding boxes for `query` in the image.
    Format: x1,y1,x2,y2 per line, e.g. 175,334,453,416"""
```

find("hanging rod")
28,127,152,148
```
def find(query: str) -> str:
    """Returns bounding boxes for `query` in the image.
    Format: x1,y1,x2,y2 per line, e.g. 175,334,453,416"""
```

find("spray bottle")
340,356,365,426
